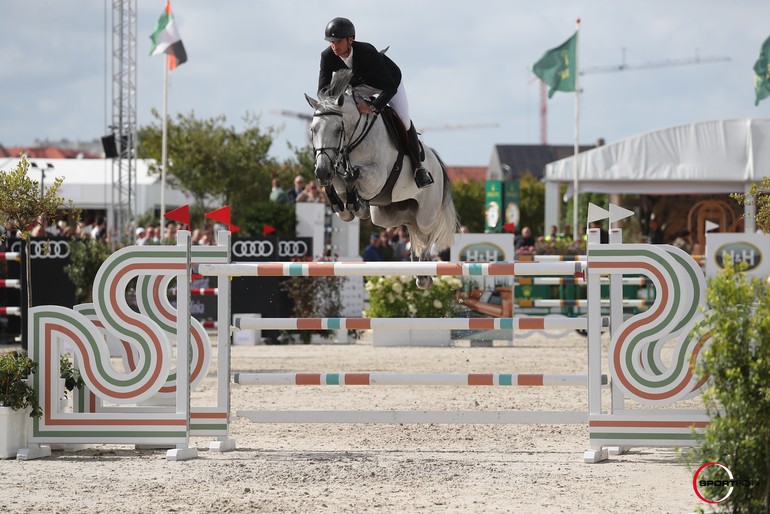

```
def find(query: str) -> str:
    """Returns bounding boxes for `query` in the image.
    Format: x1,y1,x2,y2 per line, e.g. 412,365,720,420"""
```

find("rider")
318,17,434,189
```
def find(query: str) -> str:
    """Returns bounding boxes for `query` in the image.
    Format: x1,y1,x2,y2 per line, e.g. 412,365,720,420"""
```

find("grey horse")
305,70,459,288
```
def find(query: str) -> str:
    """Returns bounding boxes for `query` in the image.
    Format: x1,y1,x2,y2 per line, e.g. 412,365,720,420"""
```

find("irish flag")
149,1,187,70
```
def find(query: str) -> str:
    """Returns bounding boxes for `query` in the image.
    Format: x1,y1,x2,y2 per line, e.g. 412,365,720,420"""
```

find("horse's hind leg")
412,250,434,289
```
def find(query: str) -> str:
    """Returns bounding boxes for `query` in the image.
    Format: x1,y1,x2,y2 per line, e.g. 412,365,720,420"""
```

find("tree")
137,110,278,220
519,174,546,236
733,177,770,233
450,180,485,233
692,257,770,511
0,155,78,307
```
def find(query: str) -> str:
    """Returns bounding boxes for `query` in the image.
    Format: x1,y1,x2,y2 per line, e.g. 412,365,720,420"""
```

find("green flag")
532,32,577,98
754,35,770,106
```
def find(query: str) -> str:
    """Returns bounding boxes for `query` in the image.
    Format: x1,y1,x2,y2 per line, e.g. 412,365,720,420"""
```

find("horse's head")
305,70,355,187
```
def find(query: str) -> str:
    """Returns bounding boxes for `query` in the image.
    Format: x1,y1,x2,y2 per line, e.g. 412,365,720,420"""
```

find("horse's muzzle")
315,164,334,187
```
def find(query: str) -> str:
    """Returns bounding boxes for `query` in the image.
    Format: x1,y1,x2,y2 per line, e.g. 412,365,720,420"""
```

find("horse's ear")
336,93,344,107
305,94,318,110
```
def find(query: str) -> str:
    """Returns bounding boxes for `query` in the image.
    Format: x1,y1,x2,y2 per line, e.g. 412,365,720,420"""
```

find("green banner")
485,181,503,232
503,181,520,229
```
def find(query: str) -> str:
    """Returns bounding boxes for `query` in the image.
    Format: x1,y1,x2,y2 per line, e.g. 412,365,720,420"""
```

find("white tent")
0,157,191,213
543,119,770,231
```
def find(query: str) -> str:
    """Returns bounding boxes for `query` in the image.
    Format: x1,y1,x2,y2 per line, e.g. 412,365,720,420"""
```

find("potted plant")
0,350,40,458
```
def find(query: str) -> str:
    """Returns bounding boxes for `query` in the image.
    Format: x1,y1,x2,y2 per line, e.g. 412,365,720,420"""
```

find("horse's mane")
318,69,354,110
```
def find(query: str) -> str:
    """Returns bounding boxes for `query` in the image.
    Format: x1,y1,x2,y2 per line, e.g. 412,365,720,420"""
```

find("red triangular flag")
165,205,190,226
229,224,240,233
205,206,231,225
502,223,516,233
262,224,276,236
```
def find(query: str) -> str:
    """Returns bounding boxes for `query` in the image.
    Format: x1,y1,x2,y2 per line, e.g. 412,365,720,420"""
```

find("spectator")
163,222,178,244
363,232,382,261
672,229,694,254
269,178,290,204
135,227,147,245
545,225,558,241
514,226,536,250
590,221,609,244
142,225,159,245
392,225,411,261
559,225,573,241
459,225,470,234
191,228,203,245
648,217,664,244
296,180,329,204
91,217,107,241
287,175,305,203
377,231,394,261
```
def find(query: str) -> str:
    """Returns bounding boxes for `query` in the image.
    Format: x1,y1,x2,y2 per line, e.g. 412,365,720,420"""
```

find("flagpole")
573,18,581,236
161,53,169,226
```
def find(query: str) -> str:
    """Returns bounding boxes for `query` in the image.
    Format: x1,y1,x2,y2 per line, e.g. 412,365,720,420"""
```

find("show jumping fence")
18,223,710,464
0,252,22,344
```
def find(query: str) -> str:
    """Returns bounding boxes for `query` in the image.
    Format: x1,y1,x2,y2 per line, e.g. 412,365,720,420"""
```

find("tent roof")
544,119,770,194
0,157,158,186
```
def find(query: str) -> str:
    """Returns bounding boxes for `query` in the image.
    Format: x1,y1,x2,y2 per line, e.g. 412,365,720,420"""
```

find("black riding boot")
407,123,433,189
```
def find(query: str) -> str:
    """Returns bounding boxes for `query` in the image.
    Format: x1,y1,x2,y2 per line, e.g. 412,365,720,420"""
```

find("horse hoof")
337,211,354,222
416,276,433,289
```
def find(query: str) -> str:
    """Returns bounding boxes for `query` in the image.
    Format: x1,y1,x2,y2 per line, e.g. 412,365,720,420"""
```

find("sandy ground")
0,330,706,513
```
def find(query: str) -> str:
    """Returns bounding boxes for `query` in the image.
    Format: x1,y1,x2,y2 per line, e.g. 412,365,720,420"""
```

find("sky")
1,1,769,166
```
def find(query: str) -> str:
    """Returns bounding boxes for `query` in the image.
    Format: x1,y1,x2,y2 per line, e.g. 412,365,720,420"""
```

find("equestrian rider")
318,17,434,189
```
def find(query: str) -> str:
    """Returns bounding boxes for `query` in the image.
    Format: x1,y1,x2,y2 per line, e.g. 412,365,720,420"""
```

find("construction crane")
271,109,498,133
535,50,731,144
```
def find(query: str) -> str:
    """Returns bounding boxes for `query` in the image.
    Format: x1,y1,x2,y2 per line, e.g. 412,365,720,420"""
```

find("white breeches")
357,81,411,128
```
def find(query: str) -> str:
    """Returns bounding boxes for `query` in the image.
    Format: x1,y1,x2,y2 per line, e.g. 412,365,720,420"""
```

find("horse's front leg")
345,188,370,220
411,250,434,289
325,185,355,222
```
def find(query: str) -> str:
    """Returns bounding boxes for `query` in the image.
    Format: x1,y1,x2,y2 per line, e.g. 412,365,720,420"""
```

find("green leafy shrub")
364,275,462,318
691,256,770,511
63,238,114,303
0,351,40,417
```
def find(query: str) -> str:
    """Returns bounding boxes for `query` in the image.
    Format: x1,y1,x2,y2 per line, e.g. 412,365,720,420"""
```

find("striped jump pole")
516,276,650,286
235,316,609,332
0,252,21,262
170,287,219,296
195,260,584,278
234,372,609,387
516,299,652,308
515,255,586,262
0,279,21,289
0,307,21,316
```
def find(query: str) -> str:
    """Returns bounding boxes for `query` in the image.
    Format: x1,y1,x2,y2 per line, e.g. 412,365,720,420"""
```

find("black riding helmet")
324,17,355,41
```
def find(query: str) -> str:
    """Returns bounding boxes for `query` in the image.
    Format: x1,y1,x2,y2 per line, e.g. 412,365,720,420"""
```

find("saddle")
364,106,424,207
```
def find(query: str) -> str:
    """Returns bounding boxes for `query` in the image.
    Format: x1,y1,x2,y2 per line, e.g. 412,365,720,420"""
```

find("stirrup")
414,167,433,189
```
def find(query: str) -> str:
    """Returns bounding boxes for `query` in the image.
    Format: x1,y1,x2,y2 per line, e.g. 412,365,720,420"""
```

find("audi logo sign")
231,237,312,262
278,240,309,258
9,240,70,259
232,240,275,259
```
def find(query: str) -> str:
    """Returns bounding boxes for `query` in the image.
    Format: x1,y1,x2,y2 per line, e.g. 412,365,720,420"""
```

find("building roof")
446,166,486,183
0,146,101,159
487,143,596,182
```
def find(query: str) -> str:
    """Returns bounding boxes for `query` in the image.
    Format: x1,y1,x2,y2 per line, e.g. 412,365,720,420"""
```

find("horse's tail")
427,149,460,254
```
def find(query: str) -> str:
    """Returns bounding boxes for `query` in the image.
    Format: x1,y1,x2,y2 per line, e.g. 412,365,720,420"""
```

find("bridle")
312,98,379,182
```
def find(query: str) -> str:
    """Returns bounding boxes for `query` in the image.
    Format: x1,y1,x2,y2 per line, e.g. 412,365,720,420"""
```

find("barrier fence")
17,225,710,464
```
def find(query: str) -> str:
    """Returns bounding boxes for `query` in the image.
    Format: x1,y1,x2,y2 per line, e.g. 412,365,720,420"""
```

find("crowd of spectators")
2,216,222,248
272,175,330,205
